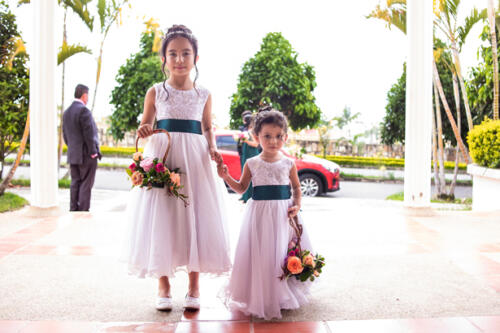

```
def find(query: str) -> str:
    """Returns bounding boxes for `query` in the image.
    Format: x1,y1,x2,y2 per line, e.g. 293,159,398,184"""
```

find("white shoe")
156,296,173,311
184,294,200,310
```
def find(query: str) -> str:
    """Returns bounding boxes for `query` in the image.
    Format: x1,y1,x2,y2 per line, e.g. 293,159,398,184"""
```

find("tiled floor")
1,201,500,332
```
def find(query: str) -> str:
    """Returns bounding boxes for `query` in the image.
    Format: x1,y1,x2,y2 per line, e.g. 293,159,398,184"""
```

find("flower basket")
280,215,325,282
126,129,188,206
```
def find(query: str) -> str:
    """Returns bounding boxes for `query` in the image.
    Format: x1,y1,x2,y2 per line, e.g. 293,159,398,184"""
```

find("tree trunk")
91,40,104,113
434,80,446,195
0,109,30,196
488,0,499,120
433,59,471,163
431,93,441,195
448,73,461,198
450,41,474,131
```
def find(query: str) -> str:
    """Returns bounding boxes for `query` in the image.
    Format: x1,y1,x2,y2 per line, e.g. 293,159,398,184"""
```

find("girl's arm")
137,87,156,138
244,131,260,148
201,94,222,164
217,162,252,194
288,163,301,218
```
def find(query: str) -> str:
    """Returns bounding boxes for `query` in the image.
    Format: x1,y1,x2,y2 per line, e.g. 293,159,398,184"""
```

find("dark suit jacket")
63,101,101,165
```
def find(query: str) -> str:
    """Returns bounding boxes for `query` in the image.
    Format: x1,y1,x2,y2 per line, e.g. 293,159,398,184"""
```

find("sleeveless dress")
121,82,232,278
239,138,260,203
223,155,313,320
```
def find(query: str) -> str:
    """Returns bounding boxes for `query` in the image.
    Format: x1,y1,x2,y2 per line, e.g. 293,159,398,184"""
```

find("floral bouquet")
234,131,249,147
281,216,325,282
126,130,189,206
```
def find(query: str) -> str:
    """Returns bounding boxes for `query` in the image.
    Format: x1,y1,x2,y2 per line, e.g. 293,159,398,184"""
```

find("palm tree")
433,0,487,131
89,0,130,112
487,0,499,120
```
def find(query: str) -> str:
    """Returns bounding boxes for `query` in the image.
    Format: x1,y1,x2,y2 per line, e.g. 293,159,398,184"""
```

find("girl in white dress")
122,25,231,311
217,108,313,320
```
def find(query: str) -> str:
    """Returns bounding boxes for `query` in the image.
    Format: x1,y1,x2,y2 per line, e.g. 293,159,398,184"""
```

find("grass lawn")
0,192,29,213
386,191,472,205
9,178,71,188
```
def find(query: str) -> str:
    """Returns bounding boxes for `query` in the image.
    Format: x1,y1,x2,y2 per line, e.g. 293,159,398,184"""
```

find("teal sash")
157,119,202,134
252,185,291,201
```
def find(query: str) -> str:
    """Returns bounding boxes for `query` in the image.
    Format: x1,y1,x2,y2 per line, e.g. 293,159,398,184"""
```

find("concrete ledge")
403,206,436,217
467,164,500,211
23,205,64,218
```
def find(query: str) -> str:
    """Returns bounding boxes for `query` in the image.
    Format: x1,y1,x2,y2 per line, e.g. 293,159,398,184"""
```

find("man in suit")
63,84,101,211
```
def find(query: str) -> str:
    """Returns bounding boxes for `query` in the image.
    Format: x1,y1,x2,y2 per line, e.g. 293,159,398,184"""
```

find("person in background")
62,84,101,211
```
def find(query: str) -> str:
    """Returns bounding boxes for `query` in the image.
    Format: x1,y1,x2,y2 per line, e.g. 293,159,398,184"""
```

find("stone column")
404,0,433,207
29,0,59,211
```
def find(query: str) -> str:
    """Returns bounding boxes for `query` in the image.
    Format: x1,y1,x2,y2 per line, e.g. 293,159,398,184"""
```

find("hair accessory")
165,30,193,39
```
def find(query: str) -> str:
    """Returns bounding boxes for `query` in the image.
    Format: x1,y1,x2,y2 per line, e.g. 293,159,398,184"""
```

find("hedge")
320,155,467,171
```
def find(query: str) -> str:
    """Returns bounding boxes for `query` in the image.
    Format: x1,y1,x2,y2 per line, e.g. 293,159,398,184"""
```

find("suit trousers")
70,156,98,211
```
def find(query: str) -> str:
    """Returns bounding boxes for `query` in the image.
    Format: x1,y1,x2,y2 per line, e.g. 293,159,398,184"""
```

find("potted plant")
466,118,500,211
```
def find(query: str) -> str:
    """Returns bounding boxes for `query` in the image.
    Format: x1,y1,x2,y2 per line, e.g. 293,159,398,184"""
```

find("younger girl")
122,25,231,311
218,109,313,320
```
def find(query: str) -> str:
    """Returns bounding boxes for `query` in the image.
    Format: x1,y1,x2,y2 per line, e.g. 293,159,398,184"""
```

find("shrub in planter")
467,118,500,169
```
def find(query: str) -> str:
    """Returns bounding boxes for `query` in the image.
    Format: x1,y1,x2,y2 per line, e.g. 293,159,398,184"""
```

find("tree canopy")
380,44,469,146
467,25,498,122
229,32,321,130
109,32,163,140
0,0,29,179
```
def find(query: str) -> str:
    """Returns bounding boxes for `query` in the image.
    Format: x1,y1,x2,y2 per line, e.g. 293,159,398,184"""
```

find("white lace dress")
223,155,313,320
121,82,232,278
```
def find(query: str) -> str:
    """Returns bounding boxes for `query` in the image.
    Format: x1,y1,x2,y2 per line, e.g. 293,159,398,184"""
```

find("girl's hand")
288,205,300,218
137,124,154,138
217,163,229,179
210,148,223,165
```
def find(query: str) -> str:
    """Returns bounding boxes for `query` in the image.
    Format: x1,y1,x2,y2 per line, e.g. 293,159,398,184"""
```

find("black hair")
74,84,89,98
252,106,288,136
160,25,199,101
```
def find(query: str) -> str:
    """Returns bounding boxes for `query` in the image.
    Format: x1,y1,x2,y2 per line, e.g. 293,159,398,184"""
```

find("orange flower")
287,256,303,274
170,172,180,187
131,171,144,186
303,254,315,268
313,270,319,277
132,152,143,161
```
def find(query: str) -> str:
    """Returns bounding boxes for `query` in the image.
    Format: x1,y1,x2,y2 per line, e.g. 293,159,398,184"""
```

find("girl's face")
163,37,198,77
256,124,287,154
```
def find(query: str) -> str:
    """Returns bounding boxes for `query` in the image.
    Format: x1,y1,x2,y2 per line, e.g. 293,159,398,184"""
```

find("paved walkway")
0,192,499,332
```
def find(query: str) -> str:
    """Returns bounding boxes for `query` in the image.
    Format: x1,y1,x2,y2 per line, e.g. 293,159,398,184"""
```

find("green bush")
467,118,500,169
319,155,467,171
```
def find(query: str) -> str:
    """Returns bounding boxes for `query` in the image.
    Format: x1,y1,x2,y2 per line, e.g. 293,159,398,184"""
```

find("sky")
7,0,488,139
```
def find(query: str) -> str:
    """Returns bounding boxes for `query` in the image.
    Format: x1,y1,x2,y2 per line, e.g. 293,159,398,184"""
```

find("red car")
215,130,340,197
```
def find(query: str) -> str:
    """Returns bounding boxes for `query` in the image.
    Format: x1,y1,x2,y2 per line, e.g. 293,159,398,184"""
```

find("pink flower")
303,254,315,268
131,171,143,186
139,157,154,172
288,250,296,257
155,163,166,173
129,163,136,171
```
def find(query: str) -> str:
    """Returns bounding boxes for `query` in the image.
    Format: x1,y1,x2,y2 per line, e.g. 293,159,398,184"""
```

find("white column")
29,0,58,208
404,0,433,207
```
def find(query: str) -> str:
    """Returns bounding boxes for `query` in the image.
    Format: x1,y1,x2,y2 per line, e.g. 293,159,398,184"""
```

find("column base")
23,205,64,218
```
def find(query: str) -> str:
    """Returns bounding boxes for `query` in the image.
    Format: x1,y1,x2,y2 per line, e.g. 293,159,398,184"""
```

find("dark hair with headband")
160,24,199,100
252,106,288,136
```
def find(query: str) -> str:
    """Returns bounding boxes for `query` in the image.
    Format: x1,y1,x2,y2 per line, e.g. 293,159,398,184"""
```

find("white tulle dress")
223,155,313,320
121,82,232,278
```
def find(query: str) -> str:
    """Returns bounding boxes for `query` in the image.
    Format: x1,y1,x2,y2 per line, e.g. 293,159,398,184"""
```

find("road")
12,166,471,200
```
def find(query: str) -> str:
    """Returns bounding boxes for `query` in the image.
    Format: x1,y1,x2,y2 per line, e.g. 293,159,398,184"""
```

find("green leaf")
58,42,91,65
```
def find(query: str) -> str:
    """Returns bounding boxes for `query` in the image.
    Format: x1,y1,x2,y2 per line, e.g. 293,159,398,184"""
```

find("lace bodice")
154,82,210,121
247,155,294,186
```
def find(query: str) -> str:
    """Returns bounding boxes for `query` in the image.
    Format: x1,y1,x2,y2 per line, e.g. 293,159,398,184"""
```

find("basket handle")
288,215,303,252
135,129,172,165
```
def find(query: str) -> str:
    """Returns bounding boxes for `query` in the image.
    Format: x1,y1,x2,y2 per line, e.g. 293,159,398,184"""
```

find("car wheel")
299,173,323,197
